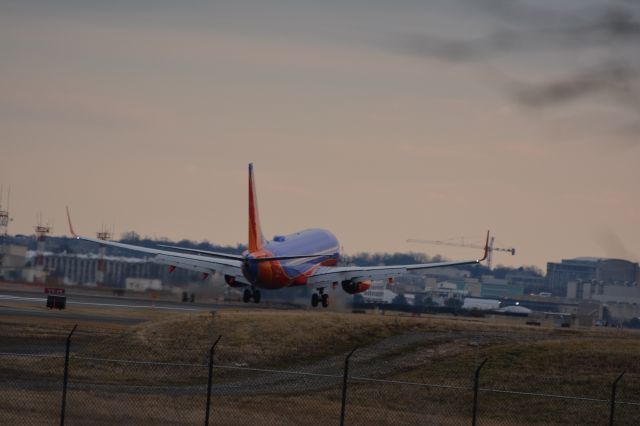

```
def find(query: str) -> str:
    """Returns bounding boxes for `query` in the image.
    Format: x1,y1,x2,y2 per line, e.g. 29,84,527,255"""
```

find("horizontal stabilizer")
253,254,329,262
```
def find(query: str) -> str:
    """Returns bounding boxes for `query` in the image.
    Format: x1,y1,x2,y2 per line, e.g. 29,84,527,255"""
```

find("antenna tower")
0,185,11,239
34,213,51,282
96,225,113,287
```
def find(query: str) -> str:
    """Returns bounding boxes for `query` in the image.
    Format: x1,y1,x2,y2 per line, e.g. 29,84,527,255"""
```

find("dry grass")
0,387,480,426
79,309,557,365
3,308,640,424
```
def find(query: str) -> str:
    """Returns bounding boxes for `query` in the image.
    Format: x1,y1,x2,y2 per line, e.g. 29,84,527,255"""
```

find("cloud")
513,63,640,108
392,0,640,136
595,226,638,262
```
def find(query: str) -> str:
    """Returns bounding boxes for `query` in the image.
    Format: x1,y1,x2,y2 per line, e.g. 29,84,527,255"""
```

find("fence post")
340,347,358,426
60,324,77,426
609,370,625,426
205,335,222,426
471,358,487,426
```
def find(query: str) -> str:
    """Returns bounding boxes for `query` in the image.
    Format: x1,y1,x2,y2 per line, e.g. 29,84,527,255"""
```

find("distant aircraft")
67,164,488,308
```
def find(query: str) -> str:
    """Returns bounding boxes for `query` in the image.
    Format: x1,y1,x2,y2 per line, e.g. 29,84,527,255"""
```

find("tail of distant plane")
248,163,265,252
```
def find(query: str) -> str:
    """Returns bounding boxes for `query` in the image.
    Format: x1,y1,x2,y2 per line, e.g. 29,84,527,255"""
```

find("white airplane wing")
66,209,244,279
308,231,489,286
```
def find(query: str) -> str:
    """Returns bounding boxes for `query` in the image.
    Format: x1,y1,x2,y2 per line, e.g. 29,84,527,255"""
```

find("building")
506,272,547,294
479,275,524,298
480,283,524,298
125,278,163,292
547,257,639,296
0,244,27,280
415,281,468,306
30,251,198,287
502,294,581,316
362,282,398,304
567,279,640,320
422,267,471,282
417,274,524,303
462,297,500,311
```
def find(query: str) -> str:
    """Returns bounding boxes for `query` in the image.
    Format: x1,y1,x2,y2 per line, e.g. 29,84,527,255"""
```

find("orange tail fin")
248,163,265,252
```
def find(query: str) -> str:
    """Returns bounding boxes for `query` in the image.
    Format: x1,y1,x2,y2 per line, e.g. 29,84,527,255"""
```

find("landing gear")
311,288,329,308
243,288,261,304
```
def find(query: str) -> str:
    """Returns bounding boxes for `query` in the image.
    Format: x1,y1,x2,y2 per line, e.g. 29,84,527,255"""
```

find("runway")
0,293,206,312
0,305,148,325
0,288,244,326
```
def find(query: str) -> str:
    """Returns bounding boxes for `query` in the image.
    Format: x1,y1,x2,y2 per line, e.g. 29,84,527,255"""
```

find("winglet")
66,206,79,239
478,230,490,262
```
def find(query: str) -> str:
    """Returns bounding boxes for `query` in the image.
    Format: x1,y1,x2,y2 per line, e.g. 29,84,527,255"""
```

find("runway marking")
0,294,202,312
0,295,43,302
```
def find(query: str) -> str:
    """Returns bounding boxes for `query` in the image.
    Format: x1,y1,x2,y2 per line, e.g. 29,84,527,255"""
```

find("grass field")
1,307,640,424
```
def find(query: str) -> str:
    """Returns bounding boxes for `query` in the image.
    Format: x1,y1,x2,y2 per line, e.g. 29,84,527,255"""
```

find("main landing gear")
311,288,329,308
243,287,261,304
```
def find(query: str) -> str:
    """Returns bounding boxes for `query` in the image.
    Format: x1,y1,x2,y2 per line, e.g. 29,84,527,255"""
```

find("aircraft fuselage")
242,228,339,289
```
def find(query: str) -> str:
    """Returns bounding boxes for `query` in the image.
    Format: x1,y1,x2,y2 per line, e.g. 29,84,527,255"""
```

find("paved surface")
0,289,251,326
0,306,147,325
0,288,239,310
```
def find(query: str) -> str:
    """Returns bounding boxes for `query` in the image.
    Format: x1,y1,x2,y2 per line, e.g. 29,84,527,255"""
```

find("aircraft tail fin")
248,163,265,252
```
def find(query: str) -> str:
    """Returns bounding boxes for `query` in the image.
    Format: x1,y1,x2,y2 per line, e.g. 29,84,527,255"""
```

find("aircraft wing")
75,234,243,276
66,209,243,278
308,231,489,286
307,259,482,285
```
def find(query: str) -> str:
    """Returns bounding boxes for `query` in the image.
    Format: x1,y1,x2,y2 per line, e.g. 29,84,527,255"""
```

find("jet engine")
341,279,371,294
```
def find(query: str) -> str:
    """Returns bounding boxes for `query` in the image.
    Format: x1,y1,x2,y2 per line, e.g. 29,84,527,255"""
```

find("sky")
1,0,639,269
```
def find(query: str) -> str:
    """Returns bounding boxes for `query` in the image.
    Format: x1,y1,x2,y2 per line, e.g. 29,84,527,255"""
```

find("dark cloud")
596,226,638,261
514,64,640,108
396,0,640,134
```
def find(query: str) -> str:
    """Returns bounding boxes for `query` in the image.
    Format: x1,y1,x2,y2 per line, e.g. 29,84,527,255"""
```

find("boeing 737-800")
67,164,488,307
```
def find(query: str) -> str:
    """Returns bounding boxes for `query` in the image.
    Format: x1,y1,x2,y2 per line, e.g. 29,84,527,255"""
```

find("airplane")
67,163,489,308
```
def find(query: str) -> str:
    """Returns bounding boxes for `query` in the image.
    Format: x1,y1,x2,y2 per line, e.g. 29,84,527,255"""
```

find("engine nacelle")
224,274,247,288
341,279,371,295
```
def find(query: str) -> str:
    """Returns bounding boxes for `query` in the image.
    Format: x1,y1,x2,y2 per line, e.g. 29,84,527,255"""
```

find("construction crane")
407,235,515,269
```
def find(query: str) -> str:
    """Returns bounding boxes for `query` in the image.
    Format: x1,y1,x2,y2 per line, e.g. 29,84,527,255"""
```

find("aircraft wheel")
253,290,261,304
243,289,252,303
321,294,329,308
311,293,319,307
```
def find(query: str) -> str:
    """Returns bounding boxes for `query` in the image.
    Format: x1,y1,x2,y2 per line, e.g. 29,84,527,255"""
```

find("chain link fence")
1,326,639,425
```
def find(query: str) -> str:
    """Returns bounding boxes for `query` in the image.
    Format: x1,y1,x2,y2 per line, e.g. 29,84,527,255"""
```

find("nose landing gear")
311,288,329,308
243,287,261,303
